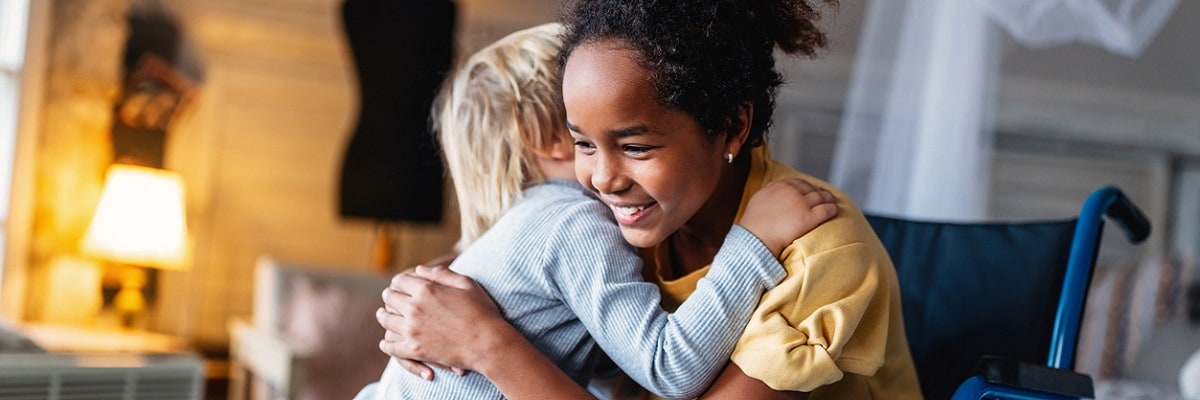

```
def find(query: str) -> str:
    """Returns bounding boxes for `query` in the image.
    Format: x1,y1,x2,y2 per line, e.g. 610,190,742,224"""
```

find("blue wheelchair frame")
951,186,1150,400
868,186,1150,400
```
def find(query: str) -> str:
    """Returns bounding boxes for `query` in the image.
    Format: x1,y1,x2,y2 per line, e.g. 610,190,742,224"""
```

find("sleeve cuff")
725,225,788,286
731,313,845,392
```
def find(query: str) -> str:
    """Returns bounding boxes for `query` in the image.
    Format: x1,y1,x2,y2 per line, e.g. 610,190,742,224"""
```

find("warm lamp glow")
82,164,190,270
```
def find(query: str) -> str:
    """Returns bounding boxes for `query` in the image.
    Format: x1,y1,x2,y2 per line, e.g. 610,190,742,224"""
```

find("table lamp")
81,163,189,328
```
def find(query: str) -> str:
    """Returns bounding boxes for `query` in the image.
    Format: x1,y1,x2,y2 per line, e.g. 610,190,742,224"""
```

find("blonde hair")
434,23,568,251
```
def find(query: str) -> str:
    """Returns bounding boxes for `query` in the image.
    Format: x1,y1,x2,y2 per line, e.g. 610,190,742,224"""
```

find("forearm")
574,226,785,398
473,318,595,400
701,363,809,400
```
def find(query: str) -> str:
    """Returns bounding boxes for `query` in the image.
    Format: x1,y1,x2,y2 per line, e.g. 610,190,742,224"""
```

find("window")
0,0,31,299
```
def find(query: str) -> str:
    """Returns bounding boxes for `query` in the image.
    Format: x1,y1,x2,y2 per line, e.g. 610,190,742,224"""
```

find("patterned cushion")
1077,256,1194,380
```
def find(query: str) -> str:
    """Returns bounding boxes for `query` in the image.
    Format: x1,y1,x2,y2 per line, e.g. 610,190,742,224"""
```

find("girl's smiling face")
563,40,730,248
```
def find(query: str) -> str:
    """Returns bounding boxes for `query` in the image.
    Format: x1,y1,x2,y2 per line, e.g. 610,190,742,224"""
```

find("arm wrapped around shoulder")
730,241,892,392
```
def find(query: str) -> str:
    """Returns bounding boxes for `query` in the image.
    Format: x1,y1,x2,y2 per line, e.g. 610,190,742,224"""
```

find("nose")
587,152,629,195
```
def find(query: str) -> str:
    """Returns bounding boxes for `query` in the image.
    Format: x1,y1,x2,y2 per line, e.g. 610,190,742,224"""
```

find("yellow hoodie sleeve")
730,238,894,392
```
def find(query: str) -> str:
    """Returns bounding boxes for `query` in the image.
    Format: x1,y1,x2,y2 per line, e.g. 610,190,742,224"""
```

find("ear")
534,135,575,161
723,103,753,158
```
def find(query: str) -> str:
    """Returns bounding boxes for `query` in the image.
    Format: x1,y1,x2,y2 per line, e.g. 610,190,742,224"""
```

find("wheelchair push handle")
1050,185,1152,370
1092,186,1151,244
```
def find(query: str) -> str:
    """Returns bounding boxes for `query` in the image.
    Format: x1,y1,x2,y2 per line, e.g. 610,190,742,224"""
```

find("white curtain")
979,0,1181,58
829,0,1180,221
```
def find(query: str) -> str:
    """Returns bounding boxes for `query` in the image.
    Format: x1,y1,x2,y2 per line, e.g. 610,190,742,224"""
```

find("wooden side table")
16,322,192,354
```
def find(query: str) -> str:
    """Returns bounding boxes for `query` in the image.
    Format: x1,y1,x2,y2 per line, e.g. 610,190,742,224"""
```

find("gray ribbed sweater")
360,179,785,399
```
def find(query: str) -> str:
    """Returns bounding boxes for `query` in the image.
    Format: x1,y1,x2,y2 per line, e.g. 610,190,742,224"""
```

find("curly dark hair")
559,0,837,147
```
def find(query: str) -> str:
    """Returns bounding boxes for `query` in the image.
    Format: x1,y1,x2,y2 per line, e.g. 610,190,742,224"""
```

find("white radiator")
0,353,203,400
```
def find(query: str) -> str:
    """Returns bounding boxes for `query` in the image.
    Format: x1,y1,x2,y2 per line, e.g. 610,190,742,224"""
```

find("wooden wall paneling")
154,0,459,348
990,136,1169,266
769,107,842,182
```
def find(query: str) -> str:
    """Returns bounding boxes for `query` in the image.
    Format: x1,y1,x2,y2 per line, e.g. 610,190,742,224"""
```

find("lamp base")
113,266,149,329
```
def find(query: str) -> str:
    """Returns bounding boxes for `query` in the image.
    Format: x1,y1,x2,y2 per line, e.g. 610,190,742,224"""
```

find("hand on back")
738,178,837,257
379,262,503,379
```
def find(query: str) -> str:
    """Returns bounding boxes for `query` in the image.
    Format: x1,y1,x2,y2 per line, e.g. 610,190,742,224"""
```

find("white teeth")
615,205,646,216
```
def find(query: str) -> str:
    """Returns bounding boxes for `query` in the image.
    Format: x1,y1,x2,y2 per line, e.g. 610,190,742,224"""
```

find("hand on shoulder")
738,178,838,257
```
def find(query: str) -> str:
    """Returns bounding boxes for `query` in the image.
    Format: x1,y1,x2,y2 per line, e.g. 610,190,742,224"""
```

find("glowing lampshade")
81,164,189,270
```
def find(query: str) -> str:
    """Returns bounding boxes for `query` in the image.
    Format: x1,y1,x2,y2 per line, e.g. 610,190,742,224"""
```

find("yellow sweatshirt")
644,146,923,399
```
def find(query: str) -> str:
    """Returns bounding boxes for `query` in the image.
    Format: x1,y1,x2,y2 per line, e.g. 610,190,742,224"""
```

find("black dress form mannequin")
337,0,456,268
337,0,456,223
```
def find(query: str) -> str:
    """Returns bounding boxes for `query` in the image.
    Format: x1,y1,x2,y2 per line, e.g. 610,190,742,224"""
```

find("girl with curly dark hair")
376,0,922,398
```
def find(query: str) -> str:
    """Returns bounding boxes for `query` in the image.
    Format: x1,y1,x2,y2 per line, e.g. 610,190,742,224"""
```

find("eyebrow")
566,121,651,138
